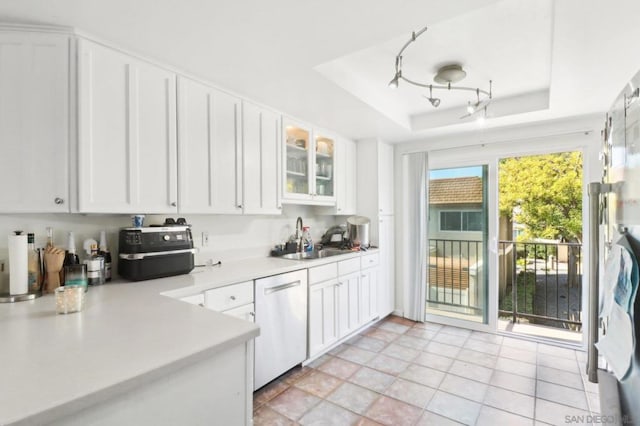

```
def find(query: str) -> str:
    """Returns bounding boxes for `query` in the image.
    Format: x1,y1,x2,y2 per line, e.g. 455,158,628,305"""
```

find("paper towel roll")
9,233,28,295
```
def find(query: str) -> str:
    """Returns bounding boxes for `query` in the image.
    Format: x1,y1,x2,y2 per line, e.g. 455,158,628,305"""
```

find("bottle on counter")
84,243,105,286
62,231,80,285
98,231,112,282
302,226,313,252
27,233,41,293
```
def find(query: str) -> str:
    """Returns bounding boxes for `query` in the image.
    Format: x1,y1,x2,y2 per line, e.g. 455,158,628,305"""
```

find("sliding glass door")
426,165,489,324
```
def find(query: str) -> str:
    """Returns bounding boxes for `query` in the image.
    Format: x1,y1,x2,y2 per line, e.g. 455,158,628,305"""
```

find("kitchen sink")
280,249,350,260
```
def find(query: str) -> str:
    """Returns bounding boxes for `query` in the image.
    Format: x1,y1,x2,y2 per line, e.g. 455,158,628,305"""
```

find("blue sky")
429,166,483,179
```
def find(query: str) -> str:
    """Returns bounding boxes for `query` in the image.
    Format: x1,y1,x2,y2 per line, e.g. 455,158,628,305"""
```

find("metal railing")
498,240,583,330
427,239,483,313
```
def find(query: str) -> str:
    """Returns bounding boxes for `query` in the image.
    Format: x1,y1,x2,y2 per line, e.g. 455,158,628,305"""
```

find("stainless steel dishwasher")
254,269,308,390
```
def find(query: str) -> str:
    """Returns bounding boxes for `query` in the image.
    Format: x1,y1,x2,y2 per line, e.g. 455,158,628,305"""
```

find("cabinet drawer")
309,263,338,284
361,253,380,269
205,281,253,311
223,303,255,323
338,257,360,276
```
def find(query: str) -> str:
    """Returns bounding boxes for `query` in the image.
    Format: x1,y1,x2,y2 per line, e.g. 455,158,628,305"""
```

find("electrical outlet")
201,231,209,247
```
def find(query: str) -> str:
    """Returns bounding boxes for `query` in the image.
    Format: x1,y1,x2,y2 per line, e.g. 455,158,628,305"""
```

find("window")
439,211,482,232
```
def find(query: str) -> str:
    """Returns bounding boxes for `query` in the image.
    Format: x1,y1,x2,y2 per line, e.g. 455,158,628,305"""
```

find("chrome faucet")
295,217,304,252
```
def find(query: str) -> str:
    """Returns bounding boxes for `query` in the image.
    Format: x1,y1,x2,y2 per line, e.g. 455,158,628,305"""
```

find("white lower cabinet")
308,254,381,359
309,277,339,357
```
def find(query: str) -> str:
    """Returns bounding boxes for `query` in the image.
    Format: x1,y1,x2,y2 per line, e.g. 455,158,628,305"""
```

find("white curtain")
403,152,428,321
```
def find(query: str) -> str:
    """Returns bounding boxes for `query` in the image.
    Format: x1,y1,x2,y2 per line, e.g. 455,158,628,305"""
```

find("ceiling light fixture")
389,25,493,119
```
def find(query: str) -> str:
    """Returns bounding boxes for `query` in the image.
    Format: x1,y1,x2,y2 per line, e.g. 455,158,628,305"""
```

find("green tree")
499,152,583,242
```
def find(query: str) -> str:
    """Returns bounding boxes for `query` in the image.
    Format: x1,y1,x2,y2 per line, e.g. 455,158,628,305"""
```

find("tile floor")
253,316,599,426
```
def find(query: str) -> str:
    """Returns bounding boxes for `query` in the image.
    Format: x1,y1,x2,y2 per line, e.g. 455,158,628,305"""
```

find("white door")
78,39,178,213
242,101,282,215
308,279,338,357
177,77,242,214
0,32,70,212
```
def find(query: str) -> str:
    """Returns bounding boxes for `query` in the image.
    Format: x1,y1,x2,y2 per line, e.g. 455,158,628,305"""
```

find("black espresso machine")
118,226,197,281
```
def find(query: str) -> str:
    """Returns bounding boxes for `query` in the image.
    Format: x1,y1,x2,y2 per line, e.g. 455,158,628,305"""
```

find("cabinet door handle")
170,202,177,207
198,303,205,307
249,312,255,317
237,204,243,209
230,295,236,301
54,197,64,205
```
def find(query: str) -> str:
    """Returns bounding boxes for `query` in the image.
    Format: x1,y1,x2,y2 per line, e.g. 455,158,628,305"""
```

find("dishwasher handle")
263,280,301,295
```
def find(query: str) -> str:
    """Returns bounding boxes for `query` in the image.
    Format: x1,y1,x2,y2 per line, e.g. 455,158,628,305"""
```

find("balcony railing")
499,240,583,330
426,239,583,330
427,239,484,314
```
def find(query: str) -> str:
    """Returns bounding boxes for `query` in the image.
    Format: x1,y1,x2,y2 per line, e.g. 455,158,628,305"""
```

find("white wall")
0,206,340,291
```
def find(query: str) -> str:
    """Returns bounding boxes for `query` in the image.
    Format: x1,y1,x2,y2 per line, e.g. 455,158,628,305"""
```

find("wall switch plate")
201,231,209,247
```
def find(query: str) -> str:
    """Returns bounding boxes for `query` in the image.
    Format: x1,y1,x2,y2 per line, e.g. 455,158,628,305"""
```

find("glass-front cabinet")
282,118,336,204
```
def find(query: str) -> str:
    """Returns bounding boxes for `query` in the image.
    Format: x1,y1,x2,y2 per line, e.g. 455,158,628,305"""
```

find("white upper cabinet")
177,76,243,214
378,142,394,215
0,31,70,212
335,138,357,215
282,118,336,206
77,39,178,213
242,101,282,215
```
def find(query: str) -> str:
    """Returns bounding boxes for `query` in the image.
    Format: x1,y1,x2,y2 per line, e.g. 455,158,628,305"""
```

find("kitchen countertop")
0,249,375,425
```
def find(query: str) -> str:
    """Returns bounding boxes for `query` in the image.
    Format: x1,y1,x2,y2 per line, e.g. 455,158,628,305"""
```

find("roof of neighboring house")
429,177,483,205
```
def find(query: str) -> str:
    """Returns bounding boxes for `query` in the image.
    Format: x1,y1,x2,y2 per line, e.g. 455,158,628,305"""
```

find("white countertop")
0,249,375,425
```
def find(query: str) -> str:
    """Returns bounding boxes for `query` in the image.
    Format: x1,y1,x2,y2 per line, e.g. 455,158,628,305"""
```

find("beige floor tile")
484,385,535,418
326,382,380,415
495,356,537,378
427,390,482,425
365,328,401,343
431,331,468,347
368,354,410,375
366,395,423,426
349,367,396,393
463,338,501,356
268,387,322,421
537,353,580,374
455,348,498,369
413,351,454,372
281,366,313,385
502,336,538,351
534,398,590,425
253,405,296,426
317,357,361,380
299,400,361,425
537,365,584,390
394,334,429,350
476,405,534,426
469,331,504,345
448,359,494,383
337,346,378,365
254,380,290,406
406,328,438,340
377,321,411,334
349,336,388,353
381,343,420,362
499,344,538,364
489,370,536,396
413,322,443,332
440,325,473,338
294,370,343,398
385,315,417,327
425,341,462,358
536,380,588,410
415,410,463,426
537,343,578,359
384,378,436,408
399,364,446,388
439,374,488,403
